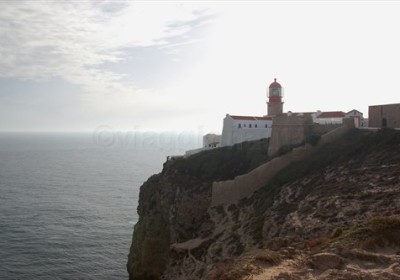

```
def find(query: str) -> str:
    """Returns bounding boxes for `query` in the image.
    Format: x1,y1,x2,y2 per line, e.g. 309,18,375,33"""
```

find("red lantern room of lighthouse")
267,78,284,116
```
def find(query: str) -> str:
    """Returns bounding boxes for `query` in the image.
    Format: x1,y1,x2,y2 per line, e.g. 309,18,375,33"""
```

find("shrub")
172,138,270,183
305,236,330,249
254,250,282,265
305,134,321,146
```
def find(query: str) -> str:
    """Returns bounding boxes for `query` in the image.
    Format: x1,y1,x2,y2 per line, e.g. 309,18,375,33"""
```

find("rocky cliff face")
127,140,269,279
127,129,400,280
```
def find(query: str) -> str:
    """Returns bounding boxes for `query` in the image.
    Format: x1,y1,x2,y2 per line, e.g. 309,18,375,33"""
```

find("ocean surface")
0,132,200,279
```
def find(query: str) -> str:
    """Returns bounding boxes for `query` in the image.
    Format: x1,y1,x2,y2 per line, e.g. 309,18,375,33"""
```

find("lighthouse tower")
267,78,284,116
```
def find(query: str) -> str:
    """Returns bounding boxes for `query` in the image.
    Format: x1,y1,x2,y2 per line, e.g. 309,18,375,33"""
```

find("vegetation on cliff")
250,128,400,241
171,138,270,182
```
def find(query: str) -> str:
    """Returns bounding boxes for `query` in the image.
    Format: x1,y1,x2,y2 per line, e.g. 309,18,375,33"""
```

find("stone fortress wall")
267,114,314,156
369,103,400,128
312,123,343,136
211,117,355,206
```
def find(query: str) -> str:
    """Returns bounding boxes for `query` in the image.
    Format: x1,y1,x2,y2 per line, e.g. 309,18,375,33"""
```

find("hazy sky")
1,1,399,133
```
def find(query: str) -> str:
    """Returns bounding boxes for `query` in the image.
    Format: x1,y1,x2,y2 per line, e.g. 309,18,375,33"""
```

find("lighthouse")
267,78,284,116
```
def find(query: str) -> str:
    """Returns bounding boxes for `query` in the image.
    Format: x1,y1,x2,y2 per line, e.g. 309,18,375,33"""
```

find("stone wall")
369,103,400,128
312,123,342,135
268,114,314,156
211,144,314,206
211,124,353,206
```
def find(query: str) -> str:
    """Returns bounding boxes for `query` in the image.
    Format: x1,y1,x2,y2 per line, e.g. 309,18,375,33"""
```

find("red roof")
269,78,282,89
230,115,273,121
317,111,346,118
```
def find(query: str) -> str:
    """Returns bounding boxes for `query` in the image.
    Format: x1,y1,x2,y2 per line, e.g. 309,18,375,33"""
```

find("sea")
0,131,201,280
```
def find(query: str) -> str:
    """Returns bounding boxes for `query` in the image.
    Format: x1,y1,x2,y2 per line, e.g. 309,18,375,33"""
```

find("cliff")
127,129,400,279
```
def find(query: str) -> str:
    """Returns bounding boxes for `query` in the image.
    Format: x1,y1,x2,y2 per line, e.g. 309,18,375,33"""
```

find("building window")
265,124,268,128
238,123,241,128
249,124,252,128
255,124,258,128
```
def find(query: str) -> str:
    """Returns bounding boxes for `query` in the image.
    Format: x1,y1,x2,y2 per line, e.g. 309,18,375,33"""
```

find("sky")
0,1,399,134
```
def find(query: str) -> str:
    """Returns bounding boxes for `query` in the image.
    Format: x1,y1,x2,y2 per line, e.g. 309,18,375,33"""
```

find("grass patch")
254,250,282,265
333,216,400,250
209,260,262,280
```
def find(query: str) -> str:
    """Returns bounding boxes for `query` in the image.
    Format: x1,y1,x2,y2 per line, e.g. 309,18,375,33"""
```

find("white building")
203,133,221,148
220,115,273,146
345,109,365,127
313,110,364,127
184,133,222,158
220,79,283,147
313,111,346,124
205,78,366,149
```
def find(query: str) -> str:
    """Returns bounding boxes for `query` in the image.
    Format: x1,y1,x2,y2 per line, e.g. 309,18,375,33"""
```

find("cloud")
4,1,399,133
0,1,211,95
